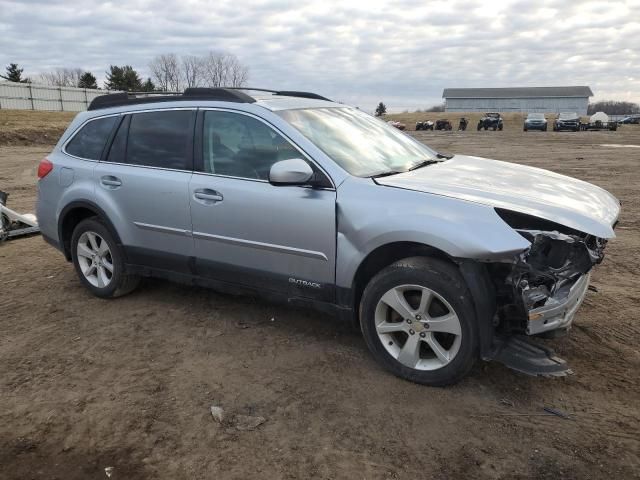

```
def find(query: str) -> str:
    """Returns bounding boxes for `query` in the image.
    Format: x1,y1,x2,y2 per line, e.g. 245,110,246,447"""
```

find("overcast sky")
1,0,639,112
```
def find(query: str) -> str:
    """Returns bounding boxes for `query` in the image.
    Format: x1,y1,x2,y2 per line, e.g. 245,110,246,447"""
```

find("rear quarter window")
65,116,118,160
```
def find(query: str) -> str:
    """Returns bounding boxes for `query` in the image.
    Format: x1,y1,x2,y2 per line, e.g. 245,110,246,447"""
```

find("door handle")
100,175,122,188
194,189,223,203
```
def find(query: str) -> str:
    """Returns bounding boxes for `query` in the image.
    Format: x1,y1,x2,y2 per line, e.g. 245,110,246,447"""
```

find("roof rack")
87,88,255,111
88,87,332,111
227,87,332,101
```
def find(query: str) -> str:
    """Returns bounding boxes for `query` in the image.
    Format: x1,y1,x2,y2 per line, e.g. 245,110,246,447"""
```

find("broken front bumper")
526,273,590,335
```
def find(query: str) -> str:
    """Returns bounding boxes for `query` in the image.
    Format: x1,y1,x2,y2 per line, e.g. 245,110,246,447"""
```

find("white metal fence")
0,81,120,112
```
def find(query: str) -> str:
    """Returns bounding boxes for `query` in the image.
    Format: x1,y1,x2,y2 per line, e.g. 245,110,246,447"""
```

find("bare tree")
181,55,203,88
149,53,180,92
226,54,249,88
149,52,248,92
36,67,84,87
201,51,248,88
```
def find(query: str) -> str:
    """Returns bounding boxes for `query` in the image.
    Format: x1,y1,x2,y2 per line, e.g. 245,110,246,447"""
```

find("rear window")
65,116,118,160
126,110,194,170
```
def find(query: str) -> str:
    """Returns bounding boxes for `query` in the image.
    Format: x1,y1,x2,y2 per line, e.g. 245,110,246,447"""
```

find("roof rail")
227,87,331,101
87,87,256,111
87,87,331,111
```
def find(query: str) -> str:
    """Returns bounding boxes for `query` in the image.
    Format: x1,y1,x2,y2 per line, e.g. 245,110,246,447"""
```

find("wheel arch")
343,241,496,358
343,241,453,320
58,200,122,261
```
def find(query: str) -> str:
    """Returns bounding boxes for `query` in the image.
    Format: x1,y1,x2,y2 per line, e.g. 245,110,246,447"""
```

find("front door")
189,109,336,301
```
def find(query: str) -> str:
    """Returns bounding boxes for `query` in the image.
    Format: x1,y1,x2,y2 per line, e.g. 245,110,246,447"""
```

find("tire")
359,257,477,386
498,124,503,131
477,123,482,131
523,128,527,132
71,217,140,298
543,125,547,131
484,125,488,131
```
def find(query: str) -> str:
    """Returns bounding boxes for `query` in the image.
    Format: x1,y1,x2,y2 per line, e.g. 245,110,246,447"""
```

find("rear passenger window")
126,110,194,170
66,116,117,160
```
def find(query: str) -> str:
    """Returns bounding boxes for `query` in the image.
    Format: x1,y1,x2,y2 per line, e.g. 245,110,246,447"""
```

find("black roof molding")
88,87,331,111
88,88,256,111
225,87,331,101
274,90,331,101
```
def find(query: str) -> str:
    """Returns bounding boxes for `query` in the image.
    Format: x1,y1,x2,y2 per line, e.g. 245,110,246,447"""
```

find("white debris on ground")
210,405,225,423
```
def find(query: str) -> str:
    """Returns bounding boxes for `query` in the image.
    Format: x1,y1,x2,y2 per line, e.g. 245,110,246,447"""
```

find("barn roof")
442,86,593,99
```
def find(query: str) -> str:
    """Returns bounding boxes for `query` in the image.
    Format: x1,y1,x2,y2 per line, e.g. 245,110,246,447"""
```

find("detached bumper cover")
526,273,590,335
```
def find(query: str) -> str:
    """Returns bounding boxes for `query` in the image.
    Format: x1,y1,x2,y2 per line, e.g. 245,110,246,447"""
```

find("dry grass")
0,109,76,146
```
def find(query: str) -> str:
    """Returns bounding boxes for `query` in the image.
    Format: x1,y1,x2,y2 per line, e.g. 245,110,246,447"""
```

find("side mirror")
269,158,314,186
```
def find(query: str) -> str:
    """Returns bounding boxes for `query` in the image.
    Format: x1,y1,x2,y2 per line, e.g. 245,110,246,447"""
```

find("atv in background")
415,120,434,131
477,113,504,131
387,120,406,131
434,119,453,131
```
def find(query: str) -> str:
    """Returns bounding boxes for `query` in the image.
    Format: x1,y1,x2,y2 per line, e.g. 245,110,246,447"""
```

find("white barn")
443,86,593,114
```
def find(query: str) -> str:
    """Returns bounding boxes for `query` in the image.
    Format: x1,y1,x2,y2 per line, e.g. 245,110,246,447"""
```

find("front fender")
335,177,529,289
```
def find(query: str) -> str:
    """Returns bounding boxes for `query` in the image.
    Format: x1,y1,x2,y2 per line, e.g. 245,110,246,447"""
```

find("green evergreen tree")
77,72,98,89
375,102,387,117
1,63,25,82
104,65,142,91
141,77,156,92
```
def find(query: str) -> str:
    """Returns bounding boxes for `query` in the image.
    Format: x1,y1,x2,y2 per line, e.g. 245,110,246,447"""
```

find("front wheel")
360,257,477,386
71,218,140,298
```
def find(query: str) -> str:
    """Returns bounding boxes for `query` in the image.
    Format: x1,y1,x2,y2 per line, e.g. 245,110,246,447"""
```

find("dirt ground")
1,111,639,479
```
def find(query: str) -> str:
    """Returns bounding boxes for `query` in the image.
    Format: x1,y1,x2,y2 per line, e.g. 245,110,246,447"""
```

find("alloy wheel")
374,284,462,370
76,231,113,288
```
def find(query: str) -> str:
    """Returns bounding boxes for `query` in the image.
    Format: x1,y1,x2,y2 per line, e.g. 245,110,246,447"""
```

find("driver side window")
202,111,301,180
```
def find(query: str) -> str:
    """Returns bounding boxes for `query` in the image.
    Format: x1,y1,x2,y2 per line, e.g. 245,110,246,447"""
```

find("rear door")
94,109,196,273
189,109,336,301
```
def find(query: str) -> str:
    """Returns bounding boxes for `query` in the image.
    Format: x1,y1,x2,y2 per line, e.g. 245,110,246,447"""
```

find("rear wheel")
360,257,477,386
71,218,140,298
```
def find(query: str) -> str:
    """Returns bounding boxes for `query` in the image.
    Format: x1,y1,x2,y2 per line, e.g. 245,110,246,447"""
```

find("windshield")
276,107,438,177
559,112,578,119
527,113,545,119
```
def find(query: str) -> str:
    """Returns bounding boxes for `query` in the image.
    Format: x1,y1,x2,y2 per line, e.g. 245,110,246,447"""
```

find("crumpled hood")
376,155,620,238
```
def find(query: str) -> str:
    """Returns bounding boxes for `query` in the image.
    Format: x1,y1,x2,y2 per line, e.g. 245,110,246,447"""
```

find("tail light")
38,158,53,179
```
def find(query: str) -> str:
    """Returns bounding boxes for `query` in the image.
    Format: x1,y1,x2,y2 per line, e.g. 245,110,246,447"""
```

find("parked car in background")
477,113,503,131
415,120,434,131
434,119,453,131
553,112,580,132
619,114,640,124
523,113,547,131
37,87,620,386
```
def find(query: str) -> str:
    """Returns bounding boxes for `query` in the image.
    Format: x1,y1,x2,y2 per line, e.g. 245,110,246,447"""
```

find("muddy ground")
1,115,639,479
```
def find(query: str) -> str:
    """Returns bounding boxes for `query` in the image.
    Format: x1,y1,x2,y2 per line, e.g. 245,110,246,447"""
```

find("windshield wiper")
370,170,405,178
408,159,440,171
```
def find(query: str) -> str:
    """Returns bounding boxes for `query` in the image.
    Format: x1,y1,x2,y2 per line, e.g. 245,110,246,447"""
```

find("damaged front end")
486,209,612,376
514,230,605,336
